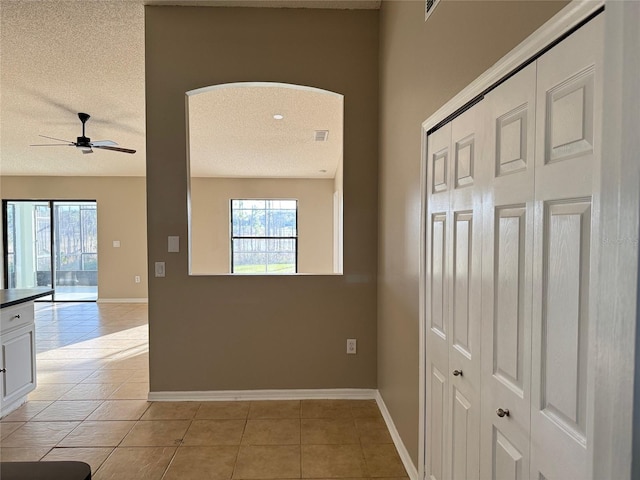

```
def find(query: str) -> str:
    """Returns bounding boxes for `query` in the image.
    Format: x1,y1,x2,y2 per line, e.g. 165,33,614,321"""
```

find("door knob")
452,370,463,376
0,368,6,373
496,408,510,418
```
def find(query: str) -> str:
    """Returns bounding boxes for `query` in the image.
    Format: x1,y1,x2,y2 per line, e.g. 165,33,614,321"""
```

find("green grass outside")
234,263,295,274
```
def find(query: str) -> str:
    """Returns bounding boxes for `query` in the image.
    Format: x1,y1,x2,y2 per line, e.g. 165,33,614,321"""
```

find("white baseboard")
0,395,28,419
148,388,377,402
97,298,148,304
376,391,419,480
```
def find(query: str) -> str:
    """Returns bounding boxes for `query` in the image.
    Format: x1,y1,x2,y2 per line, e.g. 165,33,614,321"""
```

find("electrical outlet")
135,276,141,283
347,338,357,354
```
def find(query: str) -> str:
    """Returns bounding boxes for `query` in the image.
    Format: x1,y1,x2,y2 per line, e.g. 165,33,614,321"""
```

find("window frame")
230,198,299,274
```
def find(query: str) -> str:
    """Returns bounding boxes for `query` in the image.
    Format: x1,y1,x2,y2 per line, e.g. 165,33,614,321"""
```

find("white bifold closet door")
426,101,485,480
480,61,537,480
529,14,603,480
426,11,603,480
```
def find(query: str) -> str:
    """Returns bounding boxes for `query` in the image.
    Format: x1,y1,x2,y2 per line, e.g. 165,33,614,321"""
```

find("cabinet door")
530,14,603,480
426,122,452,480
480,62,537,480
1,323,36,410
447,102,484,480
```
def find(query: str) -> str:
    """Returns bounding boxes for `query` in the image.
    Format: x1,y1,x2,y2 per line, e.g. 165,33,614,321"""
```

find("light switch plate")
168,236,180,253
155,262,165,277
113,240,121,248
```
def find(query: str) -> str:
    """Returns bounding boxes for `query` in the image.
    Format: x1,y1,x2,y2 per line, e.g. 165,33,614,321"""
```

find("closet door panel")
452,212,472,355
531,15,603,480
493,428,525,480
481,62,536,480
447,102,484,480
494,206,527,393
541,200,591,433
426,123,452,480
451,387,472,479
430,366,447,480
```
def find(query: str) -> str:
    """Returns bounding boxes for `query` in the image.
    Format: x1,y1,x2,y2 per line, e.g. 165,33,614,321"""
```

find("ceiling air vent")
314,130,329,142
425,0,440,21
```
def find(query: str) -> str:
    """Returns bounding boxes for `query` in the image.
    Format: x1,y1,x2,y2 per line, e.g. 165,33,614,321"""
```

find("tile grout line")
228,407,252,480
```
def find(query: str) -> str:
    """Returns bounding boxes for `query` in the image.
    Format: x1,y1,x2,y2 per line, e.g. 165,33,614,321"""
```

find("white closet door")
426,122,452,480
480,62,537,480
530,15,603,480
447,103,484,480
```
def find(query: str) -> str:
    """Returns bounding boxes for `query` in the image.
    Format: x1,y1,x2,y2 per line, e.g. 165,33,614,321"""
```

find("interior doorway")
3,200,98,301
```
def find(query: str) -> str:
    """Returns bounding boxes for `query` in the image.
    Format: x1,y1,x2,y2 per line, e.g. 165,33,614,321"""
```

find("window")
231,199,297,274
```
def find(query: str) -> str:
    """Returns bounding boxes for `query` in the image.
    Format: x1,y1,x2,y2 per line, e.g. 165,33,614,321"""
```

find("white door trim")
593,1,640,479
418,2,607,479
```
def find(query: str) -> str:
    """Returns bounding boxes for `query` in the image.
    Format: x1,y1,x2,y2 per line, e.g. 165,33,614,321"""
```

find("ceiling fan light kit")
30,112,136,155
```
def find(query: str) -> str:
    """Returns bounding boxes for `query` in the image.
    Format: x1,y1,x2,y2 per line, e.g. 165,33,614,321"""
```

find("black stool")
0,461,91,479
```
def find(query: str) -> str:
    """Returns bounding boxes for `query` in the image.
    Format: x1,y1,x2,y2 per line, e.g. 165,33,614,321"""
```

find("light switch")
113,240,121,248
168,236,180,253
155,262,165,277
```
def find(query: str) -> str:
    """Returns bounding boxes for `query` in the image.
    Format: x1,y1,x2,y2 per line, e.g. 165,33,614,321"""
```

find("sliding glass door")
4,201,52,298
3,200,98,301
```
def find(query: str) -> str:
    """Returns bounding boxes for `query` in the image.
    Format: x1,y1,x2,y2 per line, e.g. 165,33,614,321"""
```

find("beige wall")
377,0,568,465
146,6,378,391
1,176,148,300
190,177,335,274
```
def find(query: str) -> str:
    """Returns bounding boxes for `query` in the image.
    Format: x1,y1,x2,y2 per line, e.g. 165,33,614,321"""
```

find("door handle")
0,368,6,373
452,370,463,376
496,408,510,418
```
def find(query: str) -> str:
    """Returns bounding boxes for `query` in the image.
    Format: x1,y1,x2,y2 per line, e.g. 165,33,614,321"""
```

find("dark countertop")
0,288,54,308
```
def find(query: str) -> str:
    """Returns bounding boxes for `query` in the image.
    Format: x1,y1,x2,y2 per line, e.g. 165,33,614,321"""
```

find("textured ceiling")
0,1,147,176
188,84,343,178
0,0,371,177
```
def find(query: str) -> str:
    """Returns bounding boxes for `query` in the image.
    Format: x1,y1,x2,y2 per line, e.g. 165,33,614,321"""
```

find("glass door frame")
2,199,98,302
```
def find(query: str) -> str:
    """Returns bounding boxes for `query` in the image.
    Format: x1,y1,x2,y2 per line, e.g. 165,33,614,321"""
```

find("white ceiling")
0,0,376,178
188,84,343,178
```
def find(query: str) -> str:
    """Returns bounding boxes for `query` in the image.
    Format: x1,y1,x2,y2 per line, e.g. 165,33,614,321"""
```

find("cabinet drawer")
1,303,35,333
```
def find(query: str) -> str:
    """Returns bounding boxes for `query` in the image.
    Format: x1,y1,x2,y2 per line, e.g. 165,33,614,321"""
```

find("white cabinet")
0,302,37,416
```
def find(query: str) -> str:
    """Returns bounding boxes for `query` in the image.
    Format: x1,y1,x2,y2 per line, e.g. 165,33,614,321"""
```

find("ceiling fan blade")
39,134,74,143
30,143,74,146
93,145,136,154
90,140,118,147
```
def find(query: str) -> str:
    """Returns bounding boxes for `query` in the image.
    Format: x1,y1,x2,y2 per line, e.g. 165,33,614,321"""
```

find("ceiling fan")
31,112,136,154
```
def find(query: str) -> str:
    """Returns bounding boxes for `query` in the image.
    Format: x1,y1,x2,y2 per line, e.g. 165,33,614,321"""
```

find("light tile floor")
0,302,408,479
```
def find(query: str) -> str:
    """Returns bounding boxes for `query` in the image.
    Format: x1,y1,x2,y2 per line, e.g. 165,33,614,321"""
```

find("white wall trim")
418,109,429,480
419,1,604,479
97,298,148,304
593,1,640,479
148,388,377,402
376,391,419,480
